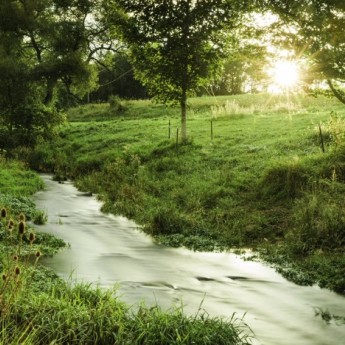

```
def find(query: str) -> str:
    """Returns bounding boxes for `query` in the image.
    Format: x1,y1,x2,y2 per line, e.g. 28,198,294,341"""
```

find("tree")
266,0,345,103
105,0,253,142
0,0,117,147
90,52,147,102
207,42,269,95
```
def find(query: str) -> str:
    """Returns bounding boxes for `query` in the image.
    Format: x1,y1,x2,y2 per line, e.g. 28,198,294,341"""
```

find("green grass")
28,92,345,293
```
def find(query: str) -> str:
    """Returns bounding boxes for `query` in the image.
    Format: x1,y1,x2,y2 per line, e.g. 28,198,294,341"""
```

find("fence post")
318,123,325,153
176,128,179,148
211,119,214,140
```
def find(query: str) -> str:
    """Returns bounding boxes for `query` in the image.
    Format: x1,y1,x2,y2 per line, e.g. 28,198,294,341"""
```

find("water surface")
34,174,345,345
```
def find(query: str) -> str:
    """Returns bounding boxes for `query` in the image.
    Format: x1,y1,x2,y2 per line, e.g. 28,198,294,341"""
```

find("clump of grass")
259,158,311,200
288,190,345,254
32,210,48,225
126,304,252,345
211,100,255,118
109,95,127,114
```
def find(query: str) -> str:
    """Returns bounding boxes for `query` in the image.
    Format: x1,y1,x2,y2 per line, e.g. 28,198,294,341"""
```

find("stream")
33,174,345,345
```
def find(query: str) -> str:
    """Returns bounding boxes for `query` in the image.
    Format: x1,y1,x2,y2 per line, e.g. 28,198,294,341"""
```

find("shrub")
109,95,126,114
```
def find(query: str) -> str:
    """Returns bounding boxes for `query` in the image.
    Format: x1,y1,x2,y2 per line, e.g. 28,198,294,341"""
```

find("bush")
109,95,126,114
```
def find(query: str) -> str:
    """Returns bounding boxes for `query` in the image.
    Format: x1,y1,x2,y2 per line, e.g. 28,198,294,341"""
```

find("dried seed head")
19,213,25,222
15,267,20,275
13,255,18,262
18,221,25,235
29,232,35,243
8,219,14,228
1,208,7,218
35,251,41,258
2,274,7,281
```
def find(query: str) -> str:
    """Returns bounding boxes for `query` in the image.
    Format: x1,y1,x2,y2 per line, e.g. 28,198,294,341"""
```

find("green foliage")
91,52,147,101
0,0,112,149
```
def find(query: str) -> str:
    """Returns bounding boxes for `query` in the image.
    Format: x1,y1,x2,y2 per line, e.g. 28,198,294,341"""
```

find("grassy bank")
27,93,345,294
0,157,253,343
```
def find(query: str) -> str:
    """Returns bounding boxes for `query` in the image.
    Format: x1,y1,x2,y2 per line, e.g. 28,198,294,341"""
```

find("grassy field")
27,92,345,294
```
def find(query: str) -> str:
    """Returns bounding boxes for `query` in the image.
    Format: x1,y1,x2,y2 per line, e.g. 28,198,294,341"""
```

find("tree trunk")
180,91,187,143
179,0,190,144
44,78,57,105
327,79,345,105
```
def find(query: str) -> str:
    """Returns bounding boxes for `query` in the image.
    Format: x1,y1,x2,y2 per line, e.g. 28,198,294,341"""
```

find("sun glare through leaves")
268,59,300,93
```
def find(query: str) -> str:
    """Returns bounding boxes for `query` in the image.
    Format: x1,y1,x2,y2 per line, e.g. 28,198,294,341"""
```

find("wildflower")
34,251,42,264
19,213,25,222
15,267,20,275
1,208,7,218
18,221,25,235
29,232,35,244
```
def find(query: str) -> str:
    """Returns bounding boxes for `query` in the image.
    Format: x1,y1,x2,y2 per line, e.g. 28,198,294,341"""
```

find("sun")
268,59,300,93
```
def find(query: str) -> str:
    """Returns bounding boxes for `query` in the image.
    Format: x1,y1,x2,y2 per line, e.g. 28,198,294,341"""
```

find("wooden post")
168,120,171,139
176,128,179,148
318,123,325,153
211,119,214,140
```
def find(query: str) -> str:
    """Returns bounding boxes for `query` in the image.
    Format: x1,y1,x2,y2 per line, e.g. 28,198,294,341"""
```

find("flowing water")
34,174,345,345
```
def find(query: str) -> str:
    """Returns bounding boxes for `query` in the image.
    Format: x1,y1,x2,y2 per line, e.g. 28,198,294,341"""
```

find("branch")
327,79,345,105
89,56,112,71
87,42,125,62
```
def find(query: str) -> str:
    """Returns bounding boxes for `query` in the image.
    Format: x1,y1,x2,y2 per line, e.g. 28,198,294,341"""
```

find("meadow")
25,92,345,294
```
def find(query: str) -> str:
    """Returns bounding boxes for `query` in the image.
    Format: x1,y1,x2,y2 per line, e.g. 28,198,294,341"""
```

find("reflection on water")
34,174,345,345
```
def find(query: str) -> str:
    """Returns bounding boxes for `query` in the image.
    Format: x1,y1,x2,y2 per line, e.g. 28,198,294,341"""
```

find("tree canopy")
0,0,115,148
105,0,254,142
